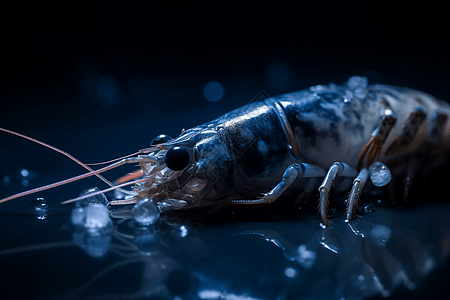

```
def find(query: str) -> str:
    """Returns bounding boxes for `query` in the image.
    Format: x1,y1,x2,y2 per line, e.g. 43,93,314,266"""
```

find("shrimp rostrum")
3,76,450,225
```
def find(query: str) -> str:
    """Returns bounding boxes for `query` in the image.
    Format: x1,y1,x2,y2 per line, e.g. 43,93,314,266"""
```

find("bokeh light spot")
20,169,29,177
203,81,224,102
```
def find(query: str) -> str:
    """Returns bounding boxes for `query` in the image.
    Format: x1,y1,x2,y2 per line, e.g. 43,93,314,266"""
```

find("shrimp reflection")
1,202,450,300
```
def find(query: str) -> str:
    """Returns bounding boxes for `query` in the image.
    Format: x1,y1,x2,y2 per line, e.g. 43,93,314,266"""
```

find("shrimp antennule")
0,157,144,204
85,152,141,166
60,177,148,205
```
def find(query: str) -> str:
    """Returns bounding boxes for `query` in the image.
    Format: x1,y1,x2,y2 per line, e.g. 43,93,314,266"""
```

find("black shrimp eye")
165,146,190,171
150,134,172,147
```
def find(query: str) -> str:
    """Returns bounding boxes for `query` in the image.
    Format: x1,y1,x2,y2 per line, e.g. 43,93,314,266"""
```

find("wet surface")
2,111,450,300
2,4,450,299
1,176,450,300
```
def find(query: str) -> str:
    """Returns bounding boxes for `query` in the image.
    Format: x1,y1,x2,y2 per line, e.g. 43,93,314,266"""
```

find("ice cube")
75,187,108,208
71,203,112,232
132,198,160,225
84,204,112,230
369,162,392,187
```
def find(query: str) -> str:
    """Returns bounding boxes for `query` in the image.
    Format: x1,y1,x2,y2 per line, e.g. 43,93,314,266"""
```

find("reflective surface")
1,188,450,299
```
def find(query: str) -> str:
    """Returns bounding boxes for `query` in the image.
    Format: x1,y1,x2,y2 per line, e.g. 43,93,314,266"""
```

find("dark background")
2,3,449,160
1,2,449,300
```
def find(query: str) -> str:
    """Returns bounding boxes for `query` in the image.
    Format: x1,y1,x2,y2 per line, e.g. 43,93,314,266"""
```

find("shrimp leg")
345,168,369,222
230,163,326,206
206,163,325,215
319,162,358,226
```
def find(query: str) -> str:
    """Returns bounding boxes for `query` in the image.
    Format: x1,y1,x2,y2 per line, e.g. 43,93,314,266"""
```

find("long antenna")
0,127,117,185
0,127,140,200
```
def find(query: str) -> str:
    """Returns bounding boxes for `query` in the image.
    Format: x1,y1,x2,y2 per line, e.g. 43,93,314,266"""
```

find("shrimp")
2,76,449,226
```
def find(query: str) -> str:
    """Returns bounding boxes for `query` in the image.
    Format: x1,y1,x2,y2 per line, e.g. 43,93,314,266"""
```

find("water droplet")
369,162,392,187
3,175,10,183
33,197,47,208
22,179,29,186
33,198,48,219
377,199,382,204
364,205,373,213
132,198,160,225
